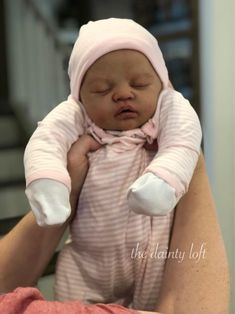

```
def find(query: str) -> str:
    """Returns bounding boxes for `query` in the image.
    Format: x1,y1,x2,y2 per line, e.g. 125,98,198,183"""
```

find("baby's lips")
115,104,137,116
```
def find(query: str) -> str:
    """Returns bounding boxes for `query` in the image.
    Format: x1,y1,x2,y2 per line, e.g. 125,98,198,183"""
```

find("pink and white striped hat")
68,18,169,102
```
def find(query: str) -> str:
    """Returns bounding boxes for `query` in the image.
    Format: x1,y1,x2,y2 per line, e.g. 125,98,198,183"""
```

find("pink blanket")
0,287,140,314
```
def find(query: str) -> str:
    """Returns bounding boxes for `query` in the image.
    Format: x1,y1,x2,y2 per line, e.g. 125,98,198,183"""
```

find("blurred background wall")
199,1,235,311
0,0,234,311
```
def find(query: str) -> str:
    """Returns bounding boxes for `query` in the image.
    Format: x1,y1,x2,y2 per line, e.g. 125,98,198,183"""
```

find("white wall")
4,0,68,132
199,0,235,312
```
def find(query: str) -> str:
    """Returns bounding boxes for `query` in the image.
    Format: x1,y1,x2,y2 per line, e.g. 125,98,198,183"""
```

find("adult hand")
67,134,101,220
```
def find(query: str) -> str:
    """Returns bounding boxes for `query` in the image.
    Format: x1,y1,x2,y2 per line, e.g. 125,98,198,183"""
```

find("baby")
24,18,202,310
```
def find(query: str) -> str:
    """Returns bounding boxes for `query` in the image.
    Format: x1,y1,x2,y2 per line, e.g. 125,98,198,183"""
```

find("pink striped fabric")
24,88,201,310
145,89,201,198
54,145,174,310
24,89,201,197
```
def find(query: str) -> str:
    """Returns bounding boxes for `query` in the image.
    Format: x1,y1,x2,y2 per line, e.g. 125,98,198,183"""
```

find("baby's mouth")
115,105,138,117
115,112,138,120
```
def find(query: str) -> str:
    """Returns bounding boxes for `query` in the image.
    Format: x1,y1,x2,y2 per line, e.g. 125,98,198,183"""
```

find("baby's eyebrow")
131,73,155,80
87,77,110,85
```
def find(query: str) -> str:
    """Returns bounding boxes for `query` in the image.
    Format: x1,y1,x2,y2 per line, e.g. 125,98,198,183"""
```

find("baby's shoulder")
161,88,187,103
46,99,85,123
159,89,191,114
55,99,83,114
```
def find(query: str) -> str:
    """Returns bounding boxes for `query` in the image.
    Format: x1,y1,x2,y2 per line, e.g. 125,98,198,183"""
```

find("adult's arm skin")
0,139,230,313
0,135,101,292
155,153,230,314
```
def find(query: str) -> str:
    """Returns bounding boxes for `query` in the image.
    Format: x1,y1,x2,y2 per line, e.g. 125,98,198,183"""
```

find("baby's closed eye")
131,82,150,88
90,84,112,94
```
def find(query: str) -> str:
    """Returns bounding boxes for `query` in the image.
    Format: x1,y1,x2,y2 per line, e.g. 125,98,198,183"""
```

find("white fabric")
127,172,177,216
25,179,71,226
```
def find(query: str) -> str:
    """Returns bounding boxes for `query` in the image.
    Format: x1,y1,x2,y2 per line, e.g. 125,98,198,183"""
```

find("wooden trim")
190,0,201,117
23,0,62,49
0,179,25,189
155,30,193,42
0,143,24,151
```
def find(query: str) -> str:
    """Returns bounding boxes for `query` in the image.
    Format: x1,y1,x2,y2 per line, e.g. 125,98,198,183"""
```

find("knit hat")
68,18,169,102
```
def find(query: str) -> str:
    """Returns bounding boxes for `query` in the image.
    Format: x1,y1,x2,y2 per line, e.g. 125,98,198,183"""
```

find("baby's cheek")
146,101,157,119
92,114,109,129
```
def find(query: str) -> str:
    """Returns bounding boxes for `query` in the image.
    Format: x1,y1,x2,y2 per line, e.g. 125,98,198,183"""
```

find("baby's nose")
112,84,134,102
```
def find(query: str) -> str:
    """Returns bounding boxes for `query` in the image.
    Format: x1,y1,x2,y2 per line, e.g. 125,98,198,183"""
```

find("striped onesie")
24,88,201,310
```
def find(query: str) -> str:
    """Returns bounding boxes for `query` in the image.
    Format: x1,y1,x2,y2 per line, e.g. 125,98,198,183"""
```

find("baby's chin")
103,121,148,132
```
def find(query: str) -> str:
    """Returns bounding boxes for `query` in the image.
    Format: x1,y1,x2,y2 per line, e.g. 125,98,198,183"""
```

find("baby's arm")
24,100,85,225
128,90,202,216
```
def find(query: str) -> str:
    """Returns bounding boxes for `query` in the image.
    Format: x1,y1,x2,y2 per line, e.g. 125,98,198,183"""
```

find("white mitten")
127,172,177,216
25,179,71,226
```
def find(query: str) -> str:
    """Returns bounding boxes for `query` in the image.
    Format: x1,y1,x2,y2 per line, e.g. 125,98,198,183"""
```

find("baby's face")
80,49,162,131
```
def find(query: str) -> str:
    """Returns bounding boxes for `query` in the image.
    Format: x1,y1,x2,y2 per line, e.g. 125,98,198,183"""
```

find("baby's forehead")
83,49,156,78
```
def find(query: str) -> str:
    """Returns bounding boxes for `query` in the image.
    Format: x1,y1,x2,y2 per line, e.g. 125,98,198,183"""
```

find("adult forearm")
0,211,68,292
0,176,80,292
155,154,230,313
0,135,99,293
